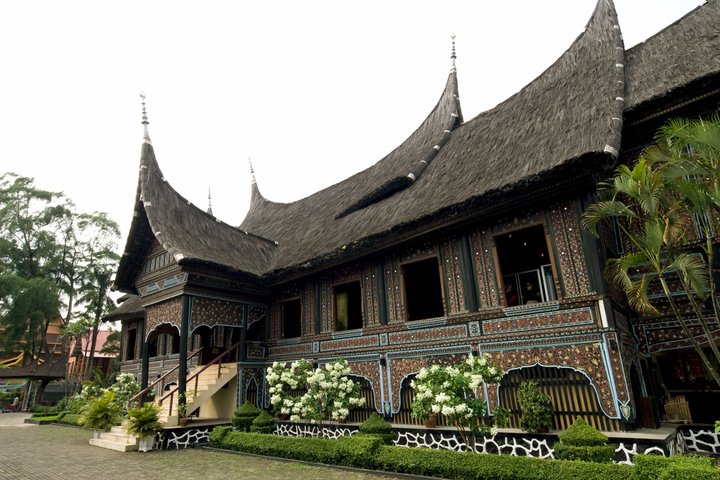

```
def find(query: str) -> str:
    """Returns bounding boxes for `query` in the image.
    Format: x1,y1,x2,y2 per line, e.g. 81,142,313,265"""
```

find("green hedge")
250,411,275,434
211,431,633,480
357,413,395,445
57,413,83,426
634,454,719,480
232,401,262,432
553,444,615,463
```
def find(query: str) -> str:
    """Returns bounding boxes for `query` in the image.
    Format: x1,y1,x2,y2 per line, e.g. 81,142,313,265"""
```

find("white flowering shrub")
410,353,509,446
266,358,365,427
108,373,140,413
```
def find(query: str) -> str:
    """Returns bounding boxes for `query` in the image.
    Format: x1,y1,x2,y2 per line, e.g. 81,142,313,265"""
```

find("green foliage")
232,401,262,431
80,390,121,431
634,454,719,480
107,373,140,413
517,381,553,433
126,403,161,437
57,413,83,426
557,417,608,446
715,420,720,433
266,358,365,424
357,412,395,444
209,426,233,445
211,431,632,480
250,411,276,434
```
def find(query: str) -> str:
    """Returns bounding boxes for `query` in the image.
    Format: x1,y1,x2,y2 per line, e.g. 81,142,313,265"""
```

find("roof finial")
450,34,457,73
207,187,214,216
140,92,152,145
249,158,257,185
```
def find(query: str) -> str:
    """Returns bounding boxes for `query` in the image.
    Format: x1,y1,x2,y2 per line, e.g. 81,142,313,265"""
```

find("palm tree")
583,115,720,387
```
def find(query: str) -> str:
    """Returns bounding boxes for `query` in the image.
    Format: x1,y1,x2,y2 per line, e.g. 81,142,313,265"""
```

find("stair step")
90,437,139,452
99,432,138,445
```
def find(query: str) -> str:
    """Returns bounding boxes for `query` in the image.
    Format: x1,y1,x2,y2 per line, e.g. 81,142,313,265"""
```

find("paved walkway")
0,414,401,480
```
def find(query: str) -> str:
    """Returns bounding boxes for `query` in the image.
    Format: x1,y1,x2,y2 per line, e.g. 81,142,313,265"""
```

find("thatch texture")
103,294,144,322
240,0,624,278
625,0,720,110
114,141,277,291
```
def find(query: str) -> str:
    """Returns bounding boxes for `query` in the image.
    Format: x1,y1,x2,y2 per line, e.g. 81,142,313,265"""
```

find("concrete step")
90,437,139,452
99,431,137,445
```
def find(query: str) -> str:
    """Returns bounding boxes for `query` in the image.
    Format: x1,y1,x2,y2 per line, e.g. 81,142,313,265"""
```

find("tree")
583,114,720,387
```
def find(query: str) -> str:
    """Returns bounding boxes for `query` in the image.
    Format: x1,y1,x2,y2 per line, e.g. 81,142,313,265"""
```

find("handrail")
160,341,240,418
127,347,203,409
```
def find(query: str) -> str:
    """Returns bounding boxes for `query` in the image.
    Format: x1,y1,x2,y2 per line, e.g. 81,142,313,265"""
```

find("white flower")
441,405,455,416
435,392,450,403
490,426,498,436
431,404,441,414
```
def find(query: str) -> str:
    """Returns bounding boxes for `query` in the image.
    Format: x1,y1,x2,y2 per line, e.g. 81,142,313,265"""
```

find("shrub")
357,413,395,445
555,417,613,463
209,426,233,446
517,381,553,433
232,401,262,432
58,413,83,426
126,403,161,437
249,411,275,434
557,417,608,446
634,454,718,480
80,390,121,431
211,430,633,480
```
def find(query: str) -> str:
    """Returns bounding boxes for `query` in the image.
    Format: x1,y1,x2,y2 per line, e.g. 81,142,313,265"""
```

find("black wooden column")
178,295,192,405
459,235,479,312
376,263,388,325
140,316,149,392
239,305,248,362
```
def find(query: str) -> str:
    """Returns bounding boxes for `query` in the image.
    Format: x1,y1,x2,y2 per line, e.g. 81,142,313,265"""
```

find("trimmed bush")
209,426,233,446
357,413,395,445
249,411,275,434
232,401,262,432
557,418,608,446
634,454,719,480
57,413,83,426
555,417,614,463
212,430,633,480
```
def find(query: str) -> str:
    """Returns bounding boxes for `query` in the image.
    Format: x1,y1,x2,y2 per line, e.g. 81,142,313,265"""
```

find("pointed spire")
450,34,457,73
249,158,257,185
140,92,152,145
207,187,214,216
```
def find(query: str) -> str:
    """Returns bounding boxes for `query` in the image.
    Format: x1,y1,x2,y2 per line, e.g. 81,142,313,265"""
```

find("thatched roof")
625,0,720,111
114,137,278,292
115,0,719,289
240,0,624,278
103,294,144,322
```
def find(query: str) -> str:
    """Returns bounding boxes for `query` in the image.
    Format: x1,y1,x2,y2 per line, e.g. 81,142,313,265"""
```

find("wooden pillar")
459,235,479,312
140,316,149,392
377,262,388,325
239,305,248,362
178,295,192,405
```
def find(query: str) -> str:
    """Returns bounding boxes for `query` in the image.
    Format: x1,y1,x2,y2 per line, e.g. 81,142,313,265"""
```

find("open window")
281,299,302,339
125,328,137,361
402,257,444,320
495,224,557,306
335,281,363,331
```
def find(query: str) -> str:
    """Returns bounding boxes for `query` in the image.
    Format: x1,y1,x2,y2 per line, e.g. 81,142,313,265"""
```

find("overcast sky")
0,1,705,250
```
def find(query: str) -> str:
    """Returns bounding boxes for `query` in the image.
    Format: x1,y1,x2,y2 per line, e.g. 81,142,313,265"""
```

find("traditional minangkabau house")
111,0,720,432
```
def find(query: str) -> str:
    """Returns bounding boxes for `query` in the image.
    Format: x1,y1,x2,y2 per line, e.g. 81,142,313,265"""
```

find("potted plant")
80,390,121,438
127,403,162,452
177,393,188,426
517,380,553,433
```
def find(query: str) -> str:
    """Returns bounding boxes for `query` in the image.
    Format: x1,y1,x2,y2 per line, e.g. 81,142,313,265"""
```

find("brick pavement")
0,415,400,480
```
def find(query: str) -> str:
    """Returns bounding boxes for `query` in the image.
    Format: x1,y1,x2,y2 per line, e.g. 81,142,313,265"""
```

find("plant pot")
424,414,438,428
138,435,154,452
277,414,289,421
178,418,189,427
93,430,103,439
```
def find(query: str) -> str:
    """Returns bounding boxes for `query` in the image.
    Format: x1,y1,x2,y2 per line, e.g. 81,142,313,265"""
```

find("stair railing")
127,347,203,410
159,341,240,418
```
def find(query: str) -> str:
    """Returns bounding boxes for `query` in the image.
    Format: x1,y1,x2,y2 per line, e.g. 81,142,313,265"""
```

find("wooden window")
402,257,444,320
495,224,557,306
334,281,362,331
281,299,302,339
126,328,137,361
